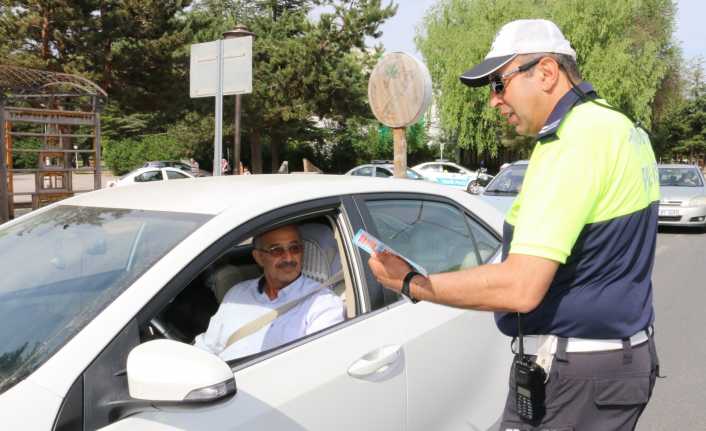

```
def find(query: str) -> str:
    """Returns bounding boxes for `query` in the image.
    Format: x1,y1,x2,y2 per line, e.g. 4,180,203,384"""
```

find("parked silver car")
657,164,706,229
475,160,528,215
345,161,424,180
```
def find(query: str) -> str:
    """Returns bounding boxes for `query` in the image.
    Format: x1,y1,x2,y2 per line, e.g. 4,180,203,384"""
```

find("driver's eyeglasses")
489,57,542,95
257,243,304,257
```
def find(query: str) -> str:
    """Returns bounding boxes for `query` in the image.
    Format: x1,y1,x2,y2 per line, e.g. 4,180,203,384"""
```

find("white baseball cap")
459,19,576,87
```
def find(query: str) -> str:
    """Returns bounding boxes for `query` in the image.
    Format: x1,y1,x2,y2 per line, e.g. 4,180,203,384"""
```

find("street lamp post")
223,25,254,175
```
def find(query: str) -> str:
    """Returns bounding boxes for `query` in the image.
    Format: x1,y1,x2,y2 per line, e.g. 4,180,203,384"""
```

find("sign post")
368,53,432,178
223,26,255,175
190,35,253,175
214,40,224,175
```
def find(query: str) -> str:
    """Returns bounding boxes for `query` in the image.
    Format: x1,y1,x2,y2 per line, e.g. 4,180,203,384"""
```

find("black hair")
522,52,582,82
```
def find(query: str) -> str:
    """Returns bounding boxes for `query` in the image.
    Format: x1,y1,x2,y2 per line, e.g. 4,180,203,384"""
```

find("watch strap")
402,271,421,303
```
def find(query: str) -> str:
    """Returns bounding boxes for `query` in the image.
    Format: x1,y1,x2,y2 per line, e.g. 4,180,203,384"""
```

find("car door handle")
347,345,402,378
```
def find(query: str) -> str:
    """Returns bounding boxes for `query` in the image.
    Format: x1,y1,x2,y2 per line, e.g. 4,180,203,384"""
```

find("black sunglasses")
489,57,542,94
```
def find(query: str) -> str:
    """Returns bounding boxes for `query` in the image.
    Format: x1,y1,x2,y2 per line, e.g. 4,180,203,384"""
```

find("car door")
98,197,406,431
353,193,511,431
435,164,473,188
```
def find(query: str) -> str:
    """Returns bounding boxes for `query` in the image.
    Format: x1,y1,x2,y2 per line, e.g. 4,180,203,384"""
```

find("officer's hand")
368,251,411,293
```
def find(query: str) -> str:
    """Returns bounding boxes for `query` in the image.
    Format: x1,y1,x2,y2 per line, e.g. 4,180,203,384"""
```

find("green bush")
103,134,188,176
12,138,41,169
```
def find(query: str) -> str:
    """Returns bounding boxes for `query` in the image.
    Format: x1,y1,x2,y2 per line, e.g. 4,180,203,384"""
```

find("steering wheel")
147,317,176,340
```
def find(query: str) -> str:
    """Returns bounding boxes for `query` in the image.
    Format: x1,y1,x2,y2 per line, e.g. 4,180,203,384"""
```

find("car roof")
413,161,470,169
64,174,501,219
415,161,459,166
131,166,191,174
657,163,701,169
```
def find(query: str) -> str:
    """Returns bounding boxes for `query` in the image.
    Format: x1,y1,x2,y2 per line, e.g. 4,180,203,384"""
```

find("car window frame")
352,192,502,307
131,196,375,368
134,170,163,183
442,164,463,174
351,166,374,177
165,169,190,180
374,167,393,178
484,163,528,194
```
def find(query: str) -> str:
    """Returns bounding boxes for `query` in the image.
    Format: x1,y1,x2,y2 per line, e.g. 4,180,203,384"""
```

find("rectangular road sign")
190,38,252,98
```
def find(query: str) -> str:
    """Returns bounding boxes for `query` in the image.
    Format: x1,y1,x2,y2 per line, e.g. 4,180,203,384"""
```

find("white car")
107,166,195,188
413,161,486,189
0,175,511,431
345,162,425,180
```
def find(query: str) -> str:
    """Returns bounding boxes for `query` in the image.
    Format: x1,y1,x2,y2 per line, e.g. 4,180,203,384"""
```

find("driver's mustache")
277,261,297,269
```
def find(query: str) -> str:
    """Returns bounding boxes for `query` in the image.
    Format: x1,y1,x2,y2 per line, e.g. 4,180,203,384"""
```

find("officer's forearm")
410,254,558,313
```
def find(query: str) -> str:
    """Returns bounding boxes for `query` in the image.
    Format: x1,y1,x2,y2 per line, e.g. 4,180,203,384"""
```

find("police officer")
369,19,660,430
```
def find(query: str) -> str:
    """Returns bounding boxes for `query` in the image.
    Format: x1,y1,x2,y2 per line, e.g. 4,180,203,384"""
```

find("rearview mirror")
127,339,236,403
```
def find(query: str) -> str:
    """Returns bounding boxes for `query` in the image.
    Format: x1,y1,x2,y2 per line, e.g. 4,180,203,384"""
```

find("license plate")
659,208,679,216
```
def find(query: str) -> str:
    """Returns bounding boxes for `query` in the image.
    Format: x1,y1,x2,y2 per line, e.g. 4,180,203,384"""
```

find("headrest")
299,223,341,284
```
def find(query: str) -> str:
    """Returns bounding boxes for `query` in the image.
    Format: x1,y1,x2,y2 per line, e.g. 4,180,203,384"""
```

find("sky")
367,0,705,65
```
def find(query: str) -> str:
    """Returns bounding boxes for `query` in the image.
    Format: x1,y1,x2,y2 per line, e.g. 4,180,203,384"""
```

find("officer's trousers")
499,332,659,431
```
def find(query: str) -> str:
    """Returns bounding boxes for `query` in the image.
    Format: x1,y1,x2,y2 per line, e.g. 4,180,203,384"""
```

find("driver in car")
193,225,345,360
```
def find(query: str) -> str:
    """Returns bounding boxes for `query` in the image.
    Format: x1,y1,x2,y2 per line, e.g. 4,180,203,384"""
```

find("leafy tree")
2,0,398,175
0,1,86,70
417,0,678,163
655,59,706,162
351,118,433,164
1,1,196,129
103,133,188,175
190,0,397,172
10,138,41,170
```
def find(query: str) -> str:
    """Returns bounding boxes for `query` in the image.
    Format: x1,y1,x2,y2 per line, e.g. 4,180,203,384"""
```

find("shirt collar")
257,273,302,295
537,81,597,141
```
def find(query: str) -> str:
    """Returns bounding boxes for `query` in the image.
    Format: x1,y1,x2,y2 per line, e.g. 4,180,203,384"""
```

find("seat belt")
225,271,344,348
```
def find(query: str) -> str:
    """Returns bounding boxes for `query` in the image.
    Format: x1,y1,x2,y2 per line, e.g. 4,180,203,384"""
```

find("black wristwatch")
402,271,422,303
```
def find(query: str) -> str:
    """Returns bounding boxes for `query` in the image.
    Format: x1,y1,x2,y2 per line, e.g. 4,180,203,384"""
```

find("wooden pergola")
0,65,107,223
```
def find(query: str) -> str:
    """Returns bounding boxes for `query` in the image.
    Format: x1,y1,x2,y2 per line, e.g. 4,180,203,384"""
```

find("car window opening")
144,212,356,368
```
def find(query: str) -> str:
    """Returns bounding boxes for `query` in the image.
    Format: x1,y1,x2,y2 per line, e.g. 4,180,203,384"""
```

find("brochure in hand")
353,228,428,277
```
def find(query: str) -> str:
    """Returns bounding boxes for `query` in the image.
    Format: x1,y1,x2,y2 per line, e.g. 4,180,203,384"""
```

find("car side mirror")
467,180,482,195
127,339,236,403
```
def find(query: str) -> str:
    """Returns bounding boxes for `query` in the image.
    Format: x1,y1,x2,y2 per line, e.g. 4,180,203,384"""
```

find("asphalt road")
638,226,706,430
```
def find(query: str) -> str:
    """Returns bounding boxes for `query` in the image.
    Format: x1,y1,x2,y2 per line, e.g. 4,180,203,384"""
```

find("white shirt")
194,275,344,361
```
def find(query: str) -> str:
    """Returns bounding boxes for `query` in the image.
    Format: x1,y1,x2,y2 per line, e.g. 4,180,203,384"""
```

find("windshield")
484,164,528,195
0,206,210,395
406,168,423,179
658,167,704,187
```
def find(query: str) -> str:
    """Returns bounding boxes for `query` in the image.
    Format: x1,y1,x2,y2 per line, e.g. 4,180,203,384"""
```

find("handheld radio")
513,314,546,421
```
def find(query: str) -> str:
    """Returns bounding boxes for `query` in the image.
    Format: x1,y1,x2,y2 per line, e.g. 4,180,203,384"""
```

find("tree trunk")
41,10,50,61
100,4,113,92
271,139,280,173
251,130,262,174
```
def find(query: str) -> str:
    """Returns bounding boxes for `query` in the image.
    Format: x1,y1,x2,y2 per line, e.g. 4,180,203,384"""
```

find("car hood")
659,186,706,203
478,194,515,216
